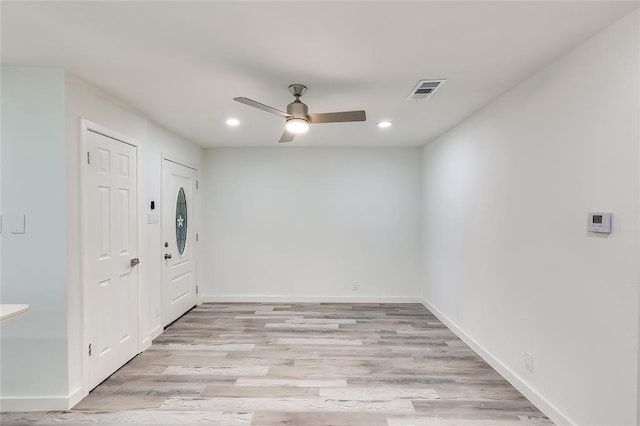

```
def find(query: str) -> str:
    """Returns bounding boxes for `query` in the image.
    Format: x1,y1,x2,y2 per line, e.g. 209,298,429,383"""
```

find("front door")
85,129,139,390
161,159,197,326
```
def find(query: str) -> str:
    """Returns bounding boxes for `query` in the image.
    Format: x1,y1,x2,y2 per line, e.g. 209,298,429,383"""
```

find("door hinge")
196,285,199,294
88,343,92,356
196,180,199,190
87,151,90,164
196,233,199,242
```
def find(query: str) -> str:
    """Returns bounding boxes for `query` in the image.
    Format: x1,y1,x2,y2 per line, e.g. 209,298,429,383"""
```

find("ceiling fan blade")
279,130,296,143
308,110,366,124
233,97,290,118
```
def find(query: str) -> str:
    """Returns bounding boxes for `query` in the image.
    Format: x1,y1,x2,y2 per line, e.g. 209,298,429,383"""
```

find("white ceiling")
1,1,638,148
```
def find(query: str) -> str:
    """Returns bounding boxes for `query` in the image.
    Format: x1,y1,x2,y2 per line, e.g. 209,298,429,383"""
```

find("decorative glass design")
175,187,187,256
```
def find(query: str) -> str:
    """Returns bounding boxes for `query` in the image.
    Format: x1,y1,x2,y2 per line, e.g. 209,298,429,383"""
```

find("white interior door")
85,130,139,390
162,159,197,326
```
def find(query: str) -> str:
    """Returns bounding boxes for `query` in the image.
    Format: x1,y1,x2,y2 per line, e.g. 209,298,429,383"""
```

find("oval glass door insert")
175,187,187,256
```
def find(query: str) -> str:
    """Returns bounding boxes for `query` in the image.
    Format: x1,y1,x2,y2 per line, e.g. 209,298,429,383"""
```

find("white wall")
0,68,69,407
64,73,203,400
142,124,203,337
0,68,202,409
201,148,422,301
64,74,147,403
421,10,639,426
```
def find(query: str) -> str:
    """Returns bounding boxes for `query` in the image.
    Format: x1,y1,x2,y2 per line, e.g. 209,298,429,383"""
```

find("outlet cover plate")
524,352,534,373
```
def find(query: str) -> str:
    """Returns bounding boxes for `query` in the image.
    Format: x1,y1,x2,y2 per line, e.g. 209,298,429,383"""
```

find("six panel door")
86,130,139,390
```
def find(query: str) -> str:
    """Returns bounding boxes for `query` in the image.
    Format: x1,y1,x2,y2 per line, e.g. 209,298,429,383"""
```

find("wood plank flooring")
1,303,554,425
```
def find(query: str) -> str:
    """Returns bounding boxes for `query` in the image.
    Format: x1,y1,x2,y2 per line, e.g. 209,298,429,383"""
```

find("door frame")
79,119,142,398
161,154,199,324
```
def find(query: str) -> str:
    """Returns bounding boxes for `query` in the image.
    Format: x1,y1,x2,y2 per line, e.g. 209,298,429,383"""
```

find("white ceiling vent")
407,79,447,101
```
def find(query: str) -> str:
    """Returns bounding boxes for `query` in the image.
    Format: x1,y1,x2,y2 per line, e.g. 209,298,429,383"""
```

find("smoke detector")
407,79,447,101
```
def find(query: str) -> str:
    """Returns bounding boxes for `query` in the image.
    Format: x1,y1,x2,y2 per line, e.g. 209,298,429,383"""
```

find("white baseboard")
0,386,84,412
67,386,84,409
198,295,423,304
419,297,573,426
141,324,163,351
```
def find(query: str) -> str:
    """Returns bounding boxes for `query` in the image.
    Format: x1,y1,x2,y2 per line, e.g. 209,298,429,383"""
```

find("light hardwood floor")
1,303,554,425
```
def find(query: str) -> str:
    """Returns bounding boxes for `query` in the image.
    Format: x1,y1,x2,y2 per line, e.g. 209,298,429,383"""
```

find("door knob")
164,253,172,260
130,258,140,267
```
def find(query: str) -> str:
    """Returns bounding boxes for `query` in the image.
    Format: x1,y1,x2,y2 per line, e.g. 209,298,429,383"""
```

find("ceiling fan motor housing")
286,100,309,120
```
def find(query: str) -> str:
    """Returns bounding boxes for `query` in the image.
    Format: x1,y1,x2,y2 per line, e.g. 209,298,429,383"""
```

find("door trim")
162,154,198,171
79,119,141,399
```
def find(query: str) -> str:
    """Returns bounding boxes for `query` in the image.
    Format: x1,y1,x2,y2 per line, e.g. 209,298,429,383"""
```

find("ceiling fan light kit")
234,84,366,143
285,118,309,134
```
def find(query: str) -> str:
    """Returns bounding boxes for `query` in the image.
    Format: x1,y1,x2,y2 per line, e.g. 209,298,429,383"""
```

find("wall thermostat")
588,212,612,234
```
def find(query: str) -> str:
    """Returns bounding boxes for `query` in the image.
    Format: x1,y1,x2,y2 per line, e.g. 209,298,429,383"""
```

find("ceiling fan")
234,84,366,143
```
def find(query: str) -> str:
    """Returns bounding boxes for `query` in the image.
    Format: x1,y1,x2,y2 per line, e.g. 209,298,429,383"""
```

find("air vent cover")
407,79,447,101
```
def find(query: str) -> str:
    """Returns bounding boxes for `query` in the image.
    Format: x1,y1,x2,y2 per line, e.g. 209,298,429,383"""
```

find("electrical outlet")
524,352,534,373
352,281,359,291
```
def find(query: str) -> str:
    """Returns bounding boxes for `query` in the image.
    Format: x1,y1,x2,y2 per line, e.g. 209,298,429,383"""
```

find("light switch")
9,214,26,234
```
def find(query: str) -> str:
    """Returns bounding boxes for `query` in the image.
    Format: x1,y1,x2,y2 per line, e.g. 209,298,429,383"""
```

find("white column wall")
0,68,69,408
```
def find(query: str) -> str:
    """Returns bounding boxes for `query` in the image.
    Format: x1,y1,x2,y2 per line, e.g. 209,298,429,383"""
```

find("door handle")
130,258,140,267
164,253,172,260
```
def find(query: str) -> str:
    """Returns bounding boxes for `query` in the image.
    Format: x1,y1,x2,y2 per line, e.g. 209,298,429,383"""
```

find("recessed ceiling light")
226,118,240,126
377,121,392,128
